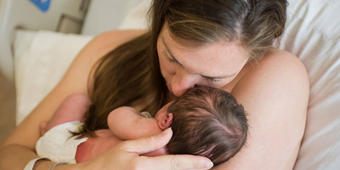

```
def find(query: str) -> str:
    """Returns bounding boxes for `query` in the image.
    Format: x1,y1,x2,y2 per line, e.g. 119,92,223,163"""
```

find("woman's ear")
158,113,173,130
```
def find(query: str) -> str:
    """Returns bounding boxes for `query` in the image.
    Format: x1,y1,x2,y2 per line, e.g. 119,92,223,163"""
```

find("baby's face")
154,101,174,121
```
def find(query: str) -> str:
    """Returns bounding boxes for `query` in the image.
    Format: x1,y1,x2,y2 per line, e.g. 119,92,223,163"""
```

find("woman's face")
157,25,249,97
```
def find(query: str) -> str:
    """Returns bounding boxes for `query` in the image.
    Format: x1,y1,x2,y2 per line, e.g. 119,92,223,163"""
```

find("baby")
36,86,248,166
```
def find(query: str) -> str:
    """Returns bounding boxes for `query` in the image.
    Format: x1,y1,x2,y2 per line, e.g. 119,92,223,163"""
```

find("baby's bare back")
75,129,122,163
75,129,167,163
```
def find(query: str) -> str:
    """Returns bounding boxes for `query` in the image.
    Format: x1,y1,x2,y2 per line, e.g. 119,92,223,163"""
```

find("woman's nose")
171,73,197,97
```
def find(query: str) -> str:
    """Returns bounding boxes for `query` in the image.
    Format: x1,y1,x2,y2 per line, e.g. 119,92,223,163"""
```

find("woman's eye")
163,51,176,63
206,77,221,83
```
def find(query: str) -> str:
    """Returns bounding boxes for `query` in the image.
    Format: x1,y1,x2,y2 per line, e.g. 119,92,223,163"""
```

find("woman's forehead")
160,28,249,78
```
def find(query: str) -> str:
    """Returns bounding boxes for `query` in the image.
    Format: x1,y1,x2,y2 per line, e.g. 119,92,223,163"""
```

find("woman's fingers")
121,128,214,170
124,127,173,154
80,128,213,170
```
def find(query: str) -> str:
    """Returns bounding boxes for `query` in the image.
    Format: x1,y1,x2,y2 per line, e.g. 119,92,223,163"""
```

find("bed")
0,0,339,169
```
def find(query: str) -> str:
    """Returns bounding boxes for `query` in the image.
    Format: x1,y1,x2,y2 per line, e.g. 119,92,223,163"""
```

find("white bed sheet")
13,0,340,169
279,1,340,169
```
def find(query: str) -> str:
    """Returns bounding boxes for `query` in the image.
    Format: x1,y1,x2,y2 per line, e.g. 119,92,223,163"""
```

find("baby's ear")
159,113,173,130
166,113,173,126
165,113,174,129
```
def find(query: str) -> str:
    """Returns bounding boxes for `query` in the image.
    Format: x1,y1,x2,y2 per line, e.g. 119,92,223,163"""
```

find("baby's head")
160,86,248,166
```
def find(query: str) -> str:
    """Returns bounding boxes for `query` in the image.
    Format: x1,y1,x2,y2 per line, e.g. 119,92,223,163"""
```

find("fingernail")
163,127,172,134
204,161,214,169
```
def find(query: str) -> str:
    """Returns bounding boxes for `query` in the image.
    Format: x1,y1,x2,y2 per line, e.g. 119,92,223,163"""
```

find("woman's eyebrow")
162,36,184,67
162,36,237,79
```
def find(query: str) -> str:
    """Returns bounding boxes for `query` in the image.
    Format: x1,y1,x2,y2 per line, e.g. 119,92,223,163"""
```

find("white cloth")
141,111,152,118
23,157,49,170
35,121,88,164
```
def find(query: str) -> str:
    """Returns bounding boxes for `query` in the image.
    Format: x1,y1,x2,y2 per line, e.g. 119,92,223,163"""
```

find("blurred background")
0,0,148,144
0,71,15,143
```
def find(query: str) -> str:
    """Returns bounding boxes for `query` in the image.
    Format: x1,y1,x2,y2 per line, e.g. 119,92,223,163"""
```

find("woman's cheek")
159,58,174,78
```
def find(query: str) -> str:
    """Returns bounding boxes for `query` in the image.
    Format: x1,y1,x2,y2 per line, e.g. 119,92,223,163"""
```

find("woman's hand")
76,128,214,170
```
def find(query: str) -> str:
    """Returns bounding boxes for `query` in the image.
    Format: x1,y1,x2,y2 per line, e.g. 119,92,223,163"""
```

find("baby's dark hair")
166,86,248,166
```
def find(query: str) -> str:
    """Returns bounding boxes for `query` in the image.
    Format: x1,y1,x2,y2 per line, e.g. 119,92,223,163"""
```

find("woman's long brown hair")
81,0,288,136
81,32,166,135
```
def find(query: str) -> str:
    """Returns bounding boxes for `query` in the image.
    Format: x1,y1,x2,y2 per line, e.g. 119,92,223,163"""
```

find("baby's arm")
40,94,91,136
107,107,162,140
77,107,165,162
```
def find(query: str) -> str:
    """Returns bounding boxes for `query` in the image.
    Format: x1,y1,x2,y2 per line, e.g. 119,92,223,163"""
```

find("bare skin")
157,24,309,169
38,94,171,163
217,49,309,170
0,30,214,170
0,27,309,170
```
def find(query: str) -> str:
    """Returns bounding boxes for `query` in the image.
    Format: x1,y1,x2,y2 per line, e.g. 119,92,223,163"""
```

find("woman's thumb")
124,128,173,155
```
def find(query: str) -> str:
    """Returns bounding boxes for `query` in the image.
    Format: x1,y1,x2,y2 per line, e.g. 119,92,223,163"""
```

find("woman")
0,0,309,169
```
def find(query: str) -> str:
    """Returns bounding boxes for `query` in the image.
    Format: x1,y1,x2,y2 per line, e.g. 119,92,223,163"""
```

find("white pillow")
13,30,93,124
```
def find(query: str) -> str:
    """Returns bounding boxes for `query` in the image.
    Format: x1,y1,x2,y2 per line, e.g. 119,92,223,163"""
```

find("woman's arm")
0,29,212,170
0,129,213,170
0,29,147,169
107,107,162,140
215,49,309,170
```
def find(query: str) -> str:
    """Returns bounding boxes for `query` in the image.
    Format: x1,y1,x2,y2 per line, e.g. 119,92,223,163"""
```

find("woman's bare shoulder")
82,29,148,60
254,49,307,77
221,49,309,169
72,29,148,86
234,48,309,121
236,48,309,95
